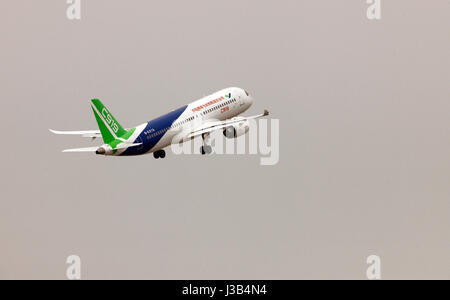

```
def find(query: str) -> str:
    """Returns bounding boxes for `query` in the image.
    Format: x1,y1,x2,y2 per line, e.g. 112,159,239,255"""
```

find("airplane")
50,87,269,158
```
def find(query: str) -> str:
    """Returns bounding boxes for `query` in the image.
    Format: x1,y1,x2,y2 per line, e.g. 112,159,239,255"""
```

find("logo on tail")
101,108,119,133
90,98,127,144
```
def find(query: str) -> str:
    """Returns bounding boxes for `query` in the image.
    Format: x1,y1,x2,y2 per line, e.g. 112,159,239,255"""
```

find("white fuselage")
117,87,253,156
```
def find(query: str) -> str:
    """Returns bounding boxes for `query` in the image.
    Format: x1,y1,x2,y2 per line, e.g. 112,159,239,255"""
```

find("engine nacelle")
223,121,250,139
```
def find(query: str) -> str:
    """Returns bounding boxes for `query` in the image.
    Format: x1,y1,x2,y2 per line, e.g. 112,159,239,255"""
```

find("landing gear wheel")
200,145,212,155
153,150,166,159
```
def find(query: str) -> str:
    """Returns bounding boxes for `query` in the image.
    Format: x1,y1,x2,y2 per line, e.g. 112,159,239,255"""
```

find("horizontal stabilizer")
115,143,142,150
62,143,142,154
49,129,102,139
62,147,99,153
49,129,100,135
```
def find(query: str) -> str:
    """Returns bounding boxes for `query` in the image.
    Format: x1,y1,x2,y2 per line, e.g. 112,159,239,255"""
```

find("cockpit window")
245,90,249,96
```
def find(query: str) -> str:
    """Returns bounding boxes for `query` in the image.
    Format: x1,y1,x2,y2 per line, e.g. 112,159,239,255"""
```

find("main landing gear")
200,133,212,155
153,150,166,159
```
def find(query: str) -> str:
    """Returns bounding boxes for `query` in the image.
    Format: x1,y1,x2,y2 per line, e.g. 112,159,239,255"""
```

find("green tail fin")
91,99,127,144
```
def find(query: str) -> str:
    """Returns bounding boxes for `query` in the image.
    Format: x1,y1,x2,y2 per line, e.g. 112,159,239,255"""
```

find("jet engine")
223,121,250,138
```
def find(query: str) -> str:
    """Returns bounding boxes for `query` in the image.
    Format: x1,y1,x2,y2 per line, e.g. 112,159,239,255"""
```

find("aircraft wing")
186,109,269,140
49,129,102,139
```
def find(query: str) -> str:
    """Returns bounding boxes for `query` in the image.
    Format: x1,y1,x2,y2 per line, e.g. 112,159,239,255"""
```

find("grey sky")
0,1,449,279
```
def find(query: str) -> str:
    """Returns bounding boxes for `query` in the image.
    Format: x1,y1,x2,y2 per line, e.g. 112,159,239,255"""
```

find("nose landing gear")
200,145,212,155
